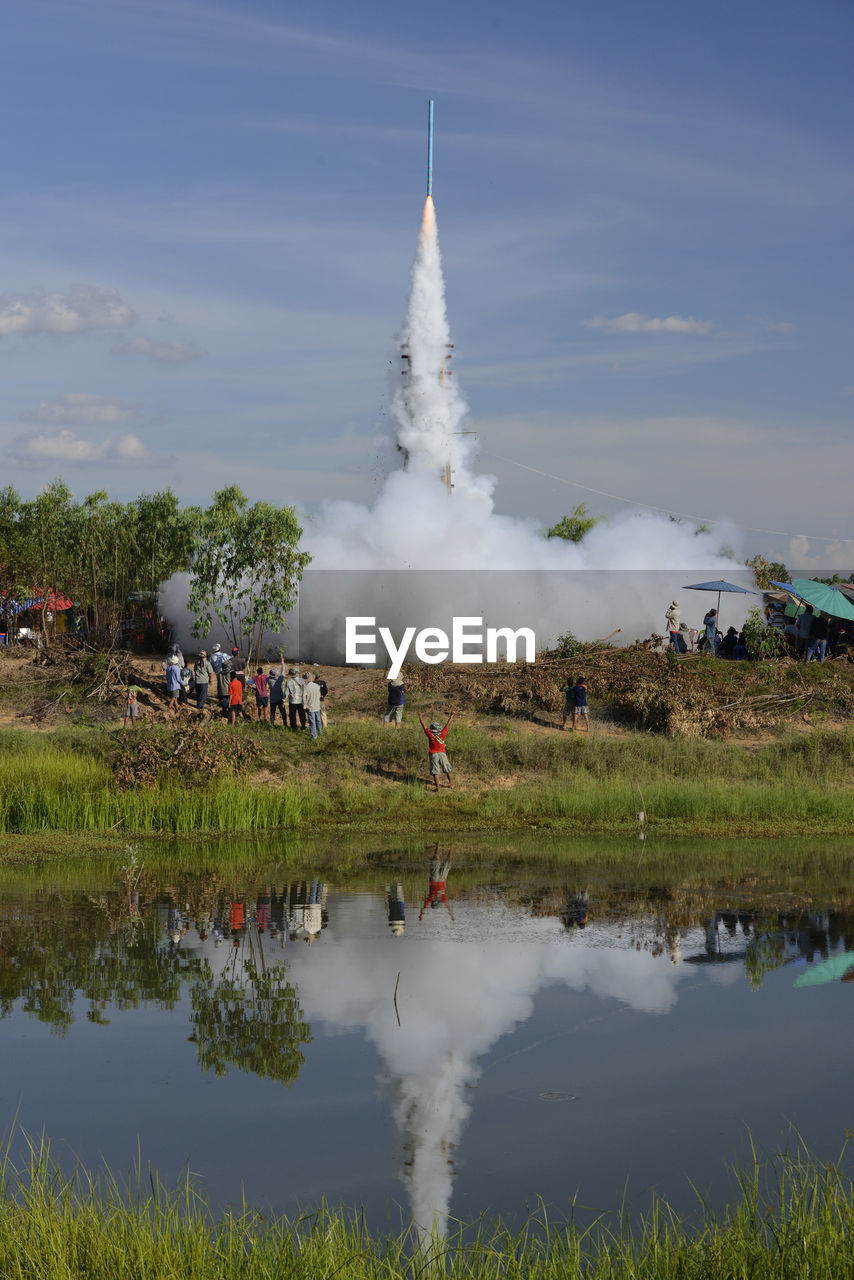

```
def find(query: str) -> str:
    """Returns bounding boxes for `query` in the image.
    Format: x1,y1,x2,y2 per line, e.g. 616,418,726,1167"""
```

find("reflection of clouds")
292,904,683,1234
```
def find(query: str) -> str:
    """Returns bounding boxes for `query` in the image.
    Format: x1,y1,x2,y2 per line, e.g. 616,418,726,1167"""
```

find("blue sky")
1,0,852,567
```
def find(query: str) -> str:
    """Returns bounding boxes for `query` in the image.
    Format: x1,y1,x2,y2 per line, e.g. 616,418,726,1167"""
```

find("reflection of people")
418,710,454,790
386,883,406,935
561,887,589,929
419,846,455,920
287,880,327,941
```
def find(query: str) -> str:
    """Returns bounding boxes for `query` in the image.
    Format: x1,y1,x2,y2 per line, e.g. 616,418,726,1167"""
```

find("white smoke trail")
159,195,748,654
306,195,739,578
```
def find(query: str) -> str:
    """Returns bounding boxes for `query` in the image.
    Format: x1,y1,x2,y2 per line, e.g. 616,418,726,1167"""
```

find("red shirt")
228,677,243,706
423,724,448,753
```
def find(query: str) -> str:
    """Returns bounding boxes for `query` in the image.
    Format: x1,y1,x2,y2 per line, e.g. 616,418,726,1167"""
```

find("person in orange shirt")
228,673,243,725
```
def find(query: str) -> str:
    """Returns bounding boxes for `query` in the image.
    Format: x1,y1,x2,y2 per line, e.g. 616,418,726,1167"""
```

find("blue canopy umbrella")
682,580,757,636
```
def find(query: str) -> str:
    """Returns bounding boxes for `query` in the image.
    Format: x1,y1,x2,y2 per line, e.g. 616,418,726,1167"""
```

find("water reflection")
1,853,853,1234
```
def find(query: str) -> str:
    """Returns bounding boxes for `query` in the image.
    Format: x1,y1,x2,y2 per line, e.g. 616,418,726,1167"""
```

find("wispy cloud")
112,335,207,363
0,285,136,338
7,428,149,465
19,392,142,427
584,313,714,336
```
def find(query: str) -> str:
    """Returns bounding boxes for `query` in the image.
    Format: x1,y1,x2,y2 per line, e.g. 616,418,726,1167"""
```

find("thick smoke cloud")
160,195,747,657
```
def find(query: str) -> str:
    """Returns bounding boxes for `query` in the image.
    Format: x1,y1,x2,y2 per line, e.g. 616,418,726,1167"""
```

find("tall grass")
2,727,854,836
1,1138,851,1279
0,746,311,834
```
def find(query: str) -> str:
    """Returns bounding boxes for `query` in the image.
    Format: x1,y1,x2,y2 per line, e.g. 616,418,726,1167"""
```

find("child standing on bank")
567,677,589,733
123,681,140,729
228,671,244,725
418,709,455,791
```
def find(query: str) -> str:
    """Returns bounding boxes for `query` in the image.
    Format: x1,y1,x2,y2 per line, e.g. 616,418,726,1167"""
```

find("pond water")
2,840,853,1234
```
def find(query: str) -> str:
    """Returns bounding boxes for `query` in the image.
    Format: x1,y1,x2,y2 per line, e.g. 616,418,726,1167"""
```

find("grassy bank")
1,1142,852,1280
2,722,854,837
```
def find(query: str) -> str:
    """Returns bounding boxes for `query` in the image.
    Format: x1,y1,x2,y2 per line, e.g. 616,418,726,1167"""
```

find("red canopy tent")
28,591,74,612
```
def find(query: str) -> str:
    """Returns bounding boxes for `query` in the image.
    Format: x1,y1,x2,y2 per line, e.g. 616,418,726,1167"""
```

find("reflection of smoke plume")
392,1050,475,1234
292,906,683,1237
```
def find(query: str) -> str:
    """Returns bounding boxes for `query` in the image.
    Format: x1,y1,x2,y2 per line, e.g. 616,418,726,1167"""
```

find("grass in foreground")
2,723,854,836
1,1140,852,1280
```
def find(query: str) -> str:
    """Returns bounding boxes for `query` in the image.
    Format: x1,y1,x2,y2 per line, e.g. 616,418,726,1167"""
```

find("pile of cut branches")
114,721,260,789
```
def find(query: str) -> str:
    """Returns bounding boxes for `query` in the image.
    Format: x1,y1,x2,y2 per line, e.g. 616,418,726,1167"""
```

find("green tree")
545,504,603,543
187,486,311,663
131,491,199,600
742,607,787,661
19,480,77,647
745,554,790,590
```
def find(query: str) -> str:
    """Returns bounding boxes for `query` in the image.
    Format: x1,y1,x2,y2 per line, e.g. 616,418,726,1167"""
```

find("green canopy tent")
770,579,854,622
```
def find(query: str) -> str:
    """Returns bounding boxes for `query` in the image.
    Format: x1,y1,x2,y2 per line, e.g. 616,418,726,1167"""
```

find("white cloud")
113,433,148,460
112,335,207,363
584,312,715,335
0,285,136,337
19,392,141,427
8,429,149,465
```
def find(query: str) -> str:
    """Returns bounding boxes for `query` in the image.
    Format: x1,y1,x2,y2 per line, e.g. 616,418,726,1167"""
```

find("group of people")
128,644,329,737
667,596,851,663
665,600,747,658
765,603,852,663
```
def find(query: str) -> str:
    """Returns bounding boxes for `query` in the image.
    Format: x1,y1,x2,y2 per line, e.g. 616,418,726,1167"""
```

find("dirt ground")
0,641,847,744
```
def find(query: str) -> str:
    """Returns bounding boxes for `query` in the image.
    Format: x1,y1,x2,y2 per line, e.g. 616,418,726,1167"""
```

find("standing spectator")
418,709,455,791
285,667,306,730
316,672,329,728
567,677,589,732
703,609,718,655
303,671,323,739
254,667,270,722
165,655,182,713
123,679,141,730
194,650,214,710
209,642,226,678
216,651,232,717
798,606,815,657
227,669,243,725
268,660,287,725
806,612,829,663
665,600,681,652
230,647,250,720
384,677,405,728
179,663,193,705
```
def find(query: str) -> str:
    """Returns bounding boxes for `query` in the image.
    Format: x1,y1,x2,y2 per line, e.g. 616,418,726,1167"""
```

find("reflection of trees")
0,903,204,1035
189,955,311,1084
0,886,311,1092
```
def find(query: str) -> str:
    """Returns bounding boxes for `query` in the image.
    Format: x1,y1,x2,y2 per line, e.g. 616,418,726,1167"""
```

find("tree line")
0,480,310,662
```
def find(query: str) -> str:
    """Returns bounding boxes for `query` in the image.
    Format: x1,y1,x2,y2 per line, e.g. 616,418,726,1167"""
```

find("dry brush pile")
114,721,261,789
402,644,854,738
